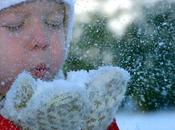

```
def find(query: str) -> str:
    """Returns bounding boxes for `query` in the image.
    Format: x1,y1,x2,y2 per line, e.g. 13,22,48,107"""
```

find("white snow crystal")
158,42,165,46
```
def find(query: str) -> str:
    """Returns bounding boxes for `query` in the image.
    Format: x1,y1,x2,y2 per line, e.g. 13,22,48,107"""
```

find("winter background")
62,0,175,129
1,0,174,129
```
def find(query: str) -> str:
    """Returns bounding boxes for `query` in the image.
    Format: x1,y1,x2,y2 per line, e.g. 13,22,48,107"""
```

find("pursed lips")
30,63,49,79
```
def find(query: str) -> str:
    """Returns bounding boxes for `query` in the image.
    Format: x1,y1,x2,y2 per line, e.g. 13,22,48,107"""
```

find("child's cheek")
49,31,66,75
0,62,24,95
0,37,26,95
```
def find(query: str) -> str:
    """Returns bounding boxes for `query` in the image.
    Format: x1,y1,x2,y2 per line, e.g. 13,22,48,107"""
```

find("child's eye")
45,21,63,29
3,22,24,32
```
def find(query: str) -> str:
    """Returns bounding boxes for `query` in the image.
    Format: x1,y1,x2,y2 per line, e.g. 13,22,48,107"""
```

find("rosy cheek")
51,32,65,64
52,46,65,69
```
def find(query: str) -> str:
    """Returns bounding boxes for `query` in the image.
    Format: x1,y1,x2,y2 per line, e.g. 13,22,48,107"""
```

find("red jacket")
107,118,120,130
0,115,20,130
0,115,119,130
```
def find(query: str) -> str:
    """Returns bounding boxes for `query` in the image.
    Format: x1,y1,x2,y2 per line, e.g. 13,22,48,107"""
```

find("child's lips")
30,63,49,79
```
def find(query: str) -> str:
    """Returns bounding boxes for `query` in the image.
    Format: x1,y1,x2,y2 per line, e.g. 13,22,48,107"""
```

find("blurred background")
63,0,175,112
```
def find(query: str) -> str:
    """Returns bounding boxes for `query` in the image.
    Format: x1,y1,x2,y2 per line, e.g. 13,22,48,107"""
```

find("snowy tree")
64,0,175,111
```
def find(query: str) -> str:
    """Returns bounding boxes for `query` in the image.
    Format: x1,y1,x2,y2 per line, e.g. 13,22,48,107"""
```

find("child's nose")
27,20,49,50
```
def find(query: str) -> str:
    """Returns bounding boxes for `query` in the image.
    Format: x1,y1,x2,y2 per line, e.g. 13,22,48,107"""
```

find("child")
0,0,74,96
0,0,128,129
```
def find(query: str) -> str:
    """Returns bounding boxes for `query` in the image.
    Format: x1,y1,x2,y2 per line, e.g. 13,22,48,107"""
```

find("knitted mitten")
67,66,129,129
1,71,87,130
1,66,130,130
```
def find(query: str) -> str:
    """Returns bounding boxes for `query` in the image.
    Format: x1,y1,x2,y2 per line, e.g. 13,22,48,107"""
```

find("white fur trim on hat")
0,0,75,47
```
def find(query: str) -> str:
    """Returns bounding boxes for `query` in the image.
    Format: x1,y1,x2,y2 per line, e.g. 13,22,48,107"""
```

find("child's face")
0,1,66,95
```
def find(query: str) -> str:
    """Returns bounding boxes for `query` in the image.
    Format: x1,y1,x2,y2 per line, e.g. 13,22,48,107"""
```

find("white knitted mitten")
1,72,87,130
67,66,130,129
1,66,130,130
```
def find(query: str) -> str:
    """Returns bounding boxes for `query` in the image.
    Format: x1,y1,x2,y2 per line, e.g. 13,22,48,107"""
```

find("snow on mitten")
86,66,129,130
1,66,130,130
67,66,130,130
1,71,36,126
87,66,129,110
20,80,88,130
1,72,88,130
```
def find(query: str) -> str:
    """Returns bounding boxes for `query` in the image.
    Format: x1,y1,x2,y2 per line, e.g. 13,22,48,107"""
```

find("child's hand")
1,66,130,130
1,71,87,130
86,66,129,111
0,71,36,124
67,66,130,129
